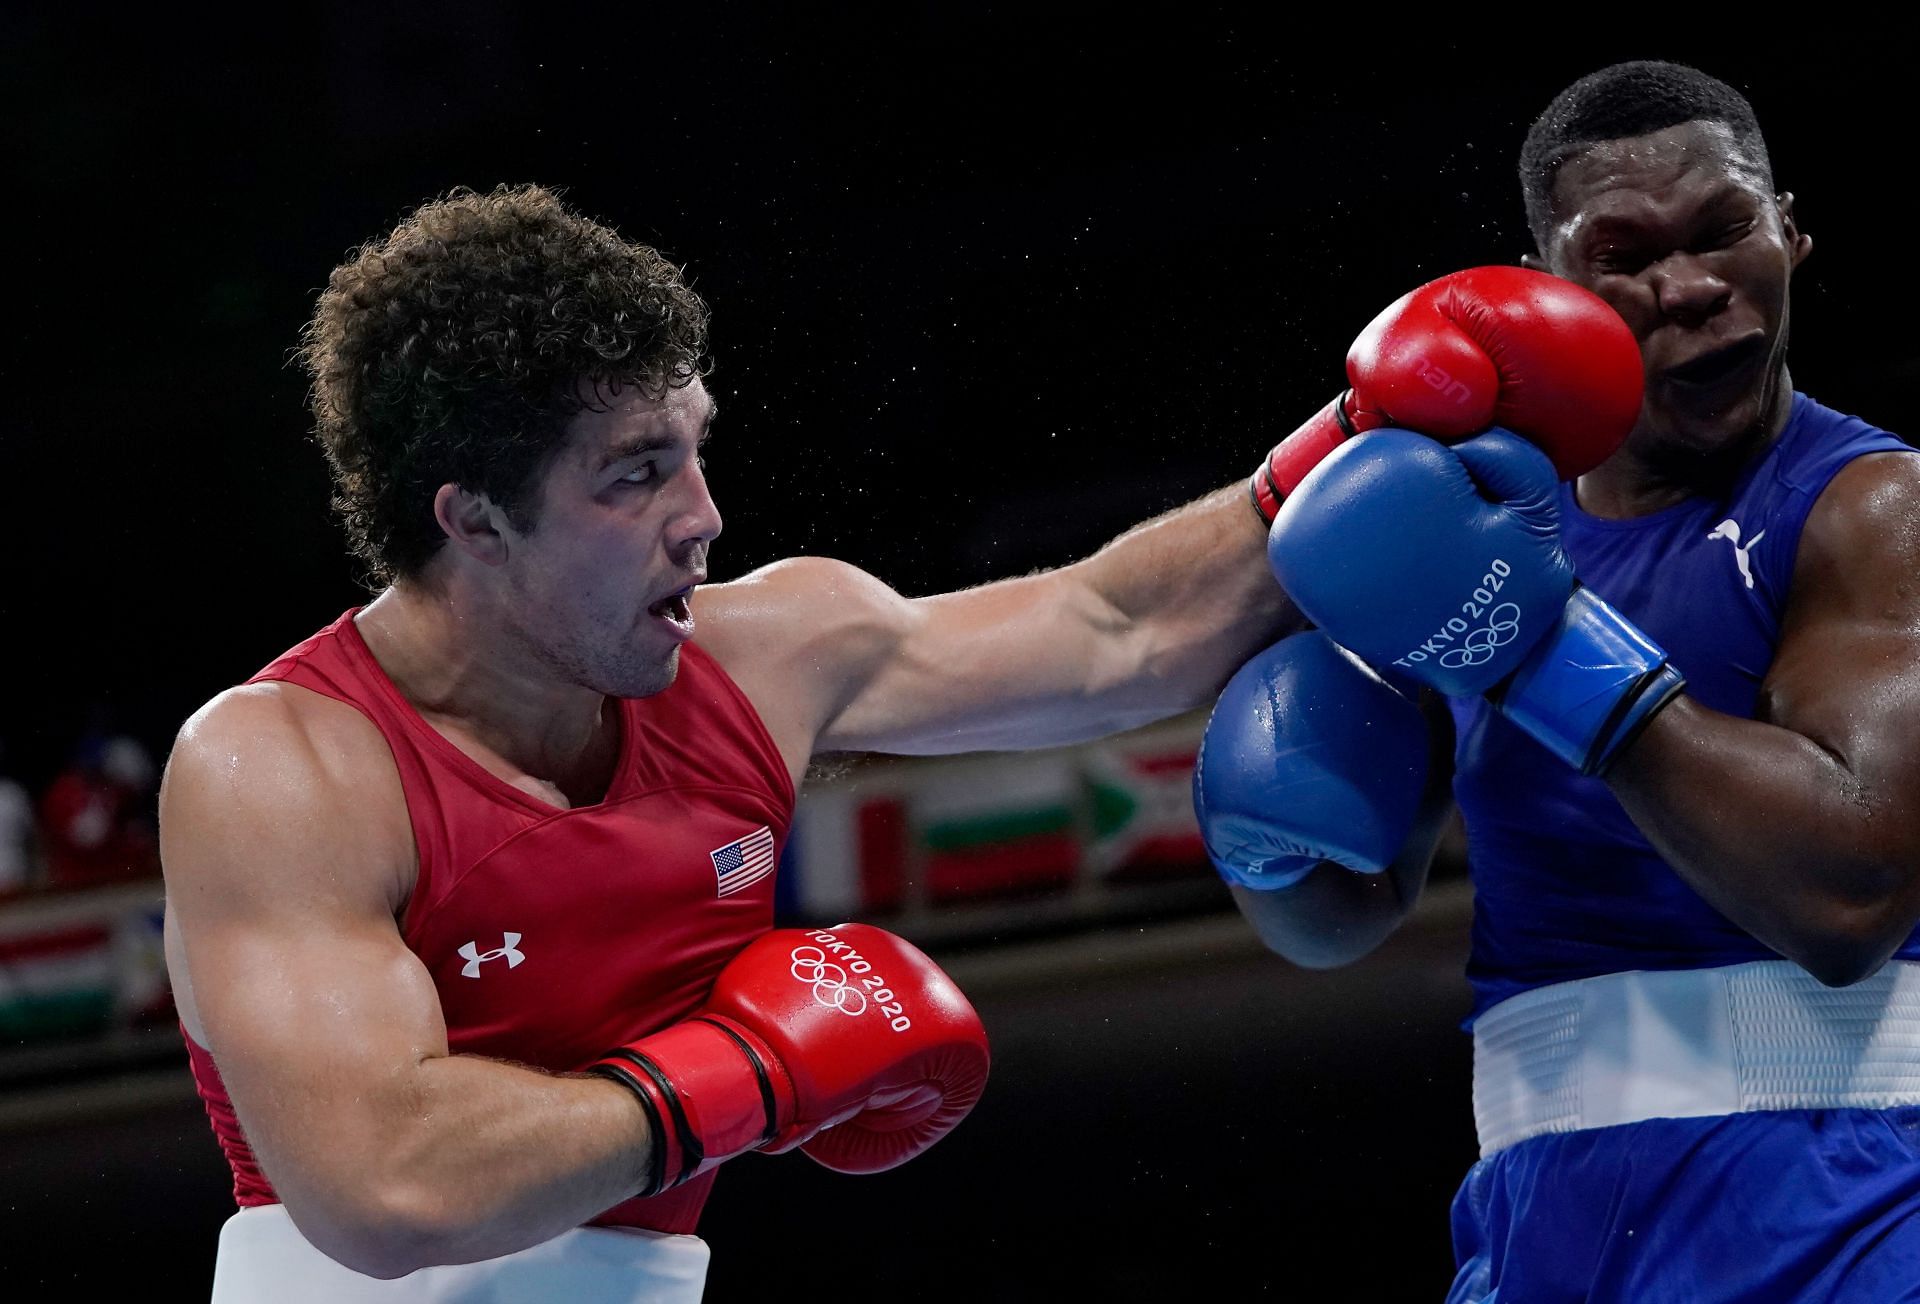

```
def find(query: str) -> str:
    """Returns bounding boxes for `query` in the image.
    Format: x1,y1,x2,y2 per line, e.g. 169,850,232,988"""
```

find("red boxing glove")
1249,266,1644,523
591,923,990,1194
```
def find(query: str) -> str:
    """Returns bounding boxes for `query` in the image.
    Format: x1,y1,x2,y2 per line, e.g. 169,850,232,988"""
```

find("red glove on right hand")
592,923,990,1195
1249,266,1644,523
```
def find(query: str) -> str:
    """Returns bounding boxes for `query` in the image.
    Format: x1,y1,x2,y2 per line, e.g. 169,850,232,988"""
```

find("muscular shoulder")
175,679,380,766
699,556,910,650
162,681,413,916
169,680,401,818
1792,449,1920,616
697,556,914,701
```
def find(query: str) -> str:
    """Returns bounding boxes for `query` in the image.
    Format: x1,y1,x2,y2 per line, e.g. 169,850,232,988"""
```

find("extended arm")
701,483,1299,766
702,267,1638,772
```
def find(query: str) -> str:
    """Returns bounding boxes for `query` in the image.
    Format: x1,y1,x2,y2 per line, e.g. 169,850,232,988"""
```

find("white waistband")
1471,960,1920,1157
208,1204,710,1303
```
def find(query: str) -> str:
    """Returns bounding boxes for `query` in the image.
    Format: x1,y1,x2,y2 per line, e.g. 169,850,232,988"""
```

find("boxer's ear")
1778,192,1812,269
434,483,512,566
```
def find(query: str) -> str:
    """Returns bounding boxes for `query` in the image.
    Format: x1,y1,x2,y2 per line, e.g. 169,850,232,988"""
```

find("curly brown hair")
299,184,711,585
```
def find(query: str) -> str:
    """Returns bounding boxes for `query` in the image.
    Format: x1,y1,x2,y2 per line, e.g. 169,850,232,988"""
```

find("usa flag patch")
710,826,776,897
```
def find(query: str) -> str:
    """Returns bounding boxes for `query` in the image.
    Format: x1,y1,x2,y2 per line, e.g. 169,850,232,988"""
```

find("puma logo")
1706,518,1765,590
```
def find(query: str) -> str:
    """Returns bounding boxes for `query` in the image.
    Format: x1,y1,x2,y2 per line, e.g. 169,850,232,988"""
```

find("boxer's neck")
1574,368,1795,519
353,586,618,808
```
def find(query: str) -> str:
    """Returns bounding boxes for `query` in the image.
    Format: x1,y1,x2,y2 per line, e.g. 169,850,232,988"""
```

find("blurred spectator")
0,739,39,895
39,733,159,889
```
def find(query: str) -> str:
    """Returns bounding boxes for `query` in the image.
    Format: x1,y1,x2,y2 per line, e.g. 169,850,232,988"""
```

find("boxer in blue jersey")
1199,61,1920,1302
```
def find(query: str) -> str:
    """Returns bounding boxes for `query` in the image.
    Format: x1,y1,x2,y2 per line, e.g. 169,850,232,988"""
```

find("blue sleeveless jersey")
1450,393,1916,1023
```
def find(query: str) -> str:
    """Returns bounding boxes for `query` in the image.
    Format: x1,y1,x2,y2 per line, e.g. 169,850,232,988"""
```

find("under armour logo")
459,933,526,979
1707,518,1766,590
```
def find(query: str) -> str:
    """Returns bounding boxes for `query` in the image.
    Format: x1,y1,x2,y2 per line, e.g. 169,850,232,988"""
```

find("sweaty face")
1541,121,1810,465
499,378,721,698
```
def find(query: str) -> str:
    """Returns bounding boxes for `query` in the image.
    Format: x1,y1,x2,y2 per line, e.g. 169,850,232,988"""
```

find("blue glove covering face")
1194,631,1430,891
1267,428,1684,776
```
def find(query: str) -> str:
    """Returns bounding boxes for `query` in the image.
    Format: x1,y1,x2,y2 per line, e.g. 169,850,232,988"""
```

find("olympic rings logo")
1438,603,1521,668
790,945,870,1016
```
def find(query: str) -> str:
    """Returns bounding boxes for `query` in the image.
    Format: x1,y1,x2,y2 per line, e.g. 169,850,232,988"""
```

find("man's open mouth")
649,585,697,632
1663,335,1768,390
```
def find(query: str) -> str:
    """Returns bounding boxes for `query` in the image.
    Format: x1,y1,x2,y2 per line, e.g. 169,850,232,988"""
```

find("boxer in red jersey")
156,185,1304,1301
159,186,1633,1300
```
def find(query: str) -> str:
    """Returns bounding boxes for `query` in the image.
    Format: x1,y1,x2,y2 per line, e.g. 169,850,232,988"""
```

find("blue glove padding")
1268,428,1573,695
1269,428,1683,775
1194,630,1430,891
1494,587,1687,774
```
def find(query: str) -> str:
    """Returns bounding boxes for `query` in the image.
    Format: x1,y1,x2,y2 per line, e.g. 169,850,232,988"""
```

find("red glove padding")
591,923,990,1194
1250,266,1644,522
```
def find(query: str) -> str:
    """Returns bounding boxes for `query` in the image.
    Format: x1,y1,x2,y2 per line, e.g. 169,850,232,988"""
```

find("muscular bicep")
161,685,442,1213
1759,452,1920,841
830,571,1153,753
700,557,1142,760
700,485,1292,762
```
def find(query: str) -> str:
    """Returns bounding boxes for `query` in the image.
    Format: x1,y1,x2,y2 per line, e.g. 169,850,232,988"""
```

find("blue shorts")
1447,1107,1920,1303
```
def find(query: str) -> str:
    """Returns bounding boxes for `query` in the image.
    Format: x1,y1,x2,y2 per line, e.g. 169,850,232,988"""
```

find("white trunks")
208,1203,710,1303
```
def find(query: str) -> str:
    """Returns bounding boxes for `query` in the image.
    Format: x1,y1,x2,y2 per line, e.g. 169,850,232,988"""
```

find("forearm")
1608,697,1920,985
806,484,1300,756
1073,484,1302,714
282,1054,650,1278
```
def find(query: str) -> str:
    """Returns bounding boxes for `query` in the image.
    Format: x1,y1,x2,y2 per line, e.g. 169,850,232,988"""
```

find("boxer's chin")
590,646,681,701
611,646,681,700
1644,374,1779,467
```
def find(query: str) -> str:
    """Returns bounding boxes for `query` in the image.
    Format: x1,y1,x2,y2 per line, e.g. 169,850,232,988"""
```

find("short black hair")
1520,60,1773,252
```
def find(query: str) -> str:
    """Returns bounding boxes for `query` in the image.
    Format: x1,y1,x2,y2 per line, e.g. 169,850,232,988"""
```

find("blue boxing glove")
1195,631,1431,890
1267,429,1685,775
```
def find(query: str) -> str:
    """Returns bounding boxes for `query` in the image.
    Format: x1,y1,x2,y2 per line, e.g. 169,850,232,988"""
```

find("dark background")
6,10,1914,783
3,7,1915,1298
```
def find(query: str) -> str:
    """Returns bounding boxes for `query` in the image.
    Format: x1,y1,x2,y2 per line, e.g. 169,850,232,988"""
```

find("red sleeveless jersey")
185,608,795,1235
